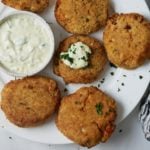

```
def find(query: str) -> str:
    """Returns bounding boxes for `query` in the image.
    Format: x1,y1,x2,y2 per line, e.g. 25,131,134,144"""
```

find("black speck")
46,22,53,25
99,79,105,84
119,129,123,133
123,75,127,77
117,80,119,82
41,43,46,47
9,137,13,140
64,88,68,92
98,84,100,88
121,83,125,86
139,75,143,79
118,88,121,92
110,72,114,76
109,62,117,68
149,70,150,73
100,80,104,84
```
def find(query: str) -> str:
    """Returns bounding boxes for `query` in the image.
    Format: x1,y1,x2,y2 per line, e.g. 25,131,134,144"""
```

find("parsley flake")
95,103,103,115
60,54,74,64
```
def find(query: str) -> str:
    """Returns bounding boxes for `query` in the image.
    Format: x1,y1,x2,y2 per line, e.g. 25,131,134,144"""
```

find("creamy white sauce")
60,42,91,69
0,14,51,74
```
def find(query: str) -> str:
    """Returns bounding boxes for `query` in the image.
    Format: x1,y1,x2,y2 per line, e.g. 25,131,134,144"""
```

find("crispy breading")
56,87,117,148
2,0,49,12
55,0,108,34
1,76,60,127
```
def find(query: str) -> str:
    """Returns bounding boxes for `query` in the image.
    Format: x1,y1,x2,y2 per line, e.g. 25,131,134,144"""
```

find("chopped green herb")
123,75,127,77
72,49,76,54
60,53,68,59
95,103,103,115
60,54,74,64
80,45,84,49
67,57,73,63
81,56,87,61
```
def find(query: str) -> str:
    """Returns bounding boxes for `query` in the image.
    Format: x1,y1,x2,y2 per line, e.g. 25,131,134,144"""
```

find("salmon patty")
1,76,60,127
2,0,49,12
103,13,150,69
56,87,117,148
55,0,108,34
53,35,107,84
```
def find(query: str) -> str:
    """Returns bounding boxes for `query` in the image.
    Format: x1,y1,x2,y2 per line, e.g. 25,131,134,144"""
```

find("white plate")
0,0,150,144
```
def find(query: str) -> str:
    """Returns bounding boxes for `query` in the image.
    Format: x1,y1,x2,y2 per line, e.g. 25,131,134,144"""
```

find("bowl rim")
0,10,55,77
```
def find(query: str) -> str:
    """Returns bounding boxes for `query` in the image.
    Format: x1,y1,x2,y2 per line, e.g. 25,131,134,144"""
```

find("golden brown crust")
147,23,150,59
56,86,117,148
55,0,108,34
53,35,107,84
2,0,49,12
103,13,150,69
1,76,61,127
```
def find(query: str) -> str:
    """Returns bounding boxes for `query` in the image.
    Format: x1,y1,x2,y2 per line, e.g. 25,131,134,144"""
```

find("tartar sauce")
0,14,51,74
60,42,91,69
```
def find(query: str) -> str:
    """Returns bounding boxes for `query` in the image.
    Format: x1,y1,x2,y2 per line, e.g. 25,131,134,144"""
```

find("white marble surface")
1,105,150,150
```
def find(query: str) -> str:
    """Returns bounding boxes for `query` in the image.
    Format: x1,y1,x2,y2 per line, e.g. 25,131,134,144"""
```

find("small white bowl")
0,11,55,77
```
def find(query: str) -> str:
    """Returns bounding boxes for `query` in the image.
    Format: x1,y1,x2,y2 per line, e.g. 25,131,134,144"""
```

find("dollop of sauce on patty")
60,42,91,69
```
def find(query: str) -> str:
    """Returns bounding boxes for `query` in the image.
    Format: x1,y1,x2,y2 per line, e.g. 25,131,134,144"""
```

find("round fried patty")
56,87,117,148
1,76,60,127
2,0,49,12
53,35,107,84
103,13,150,69
55,0,108,34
